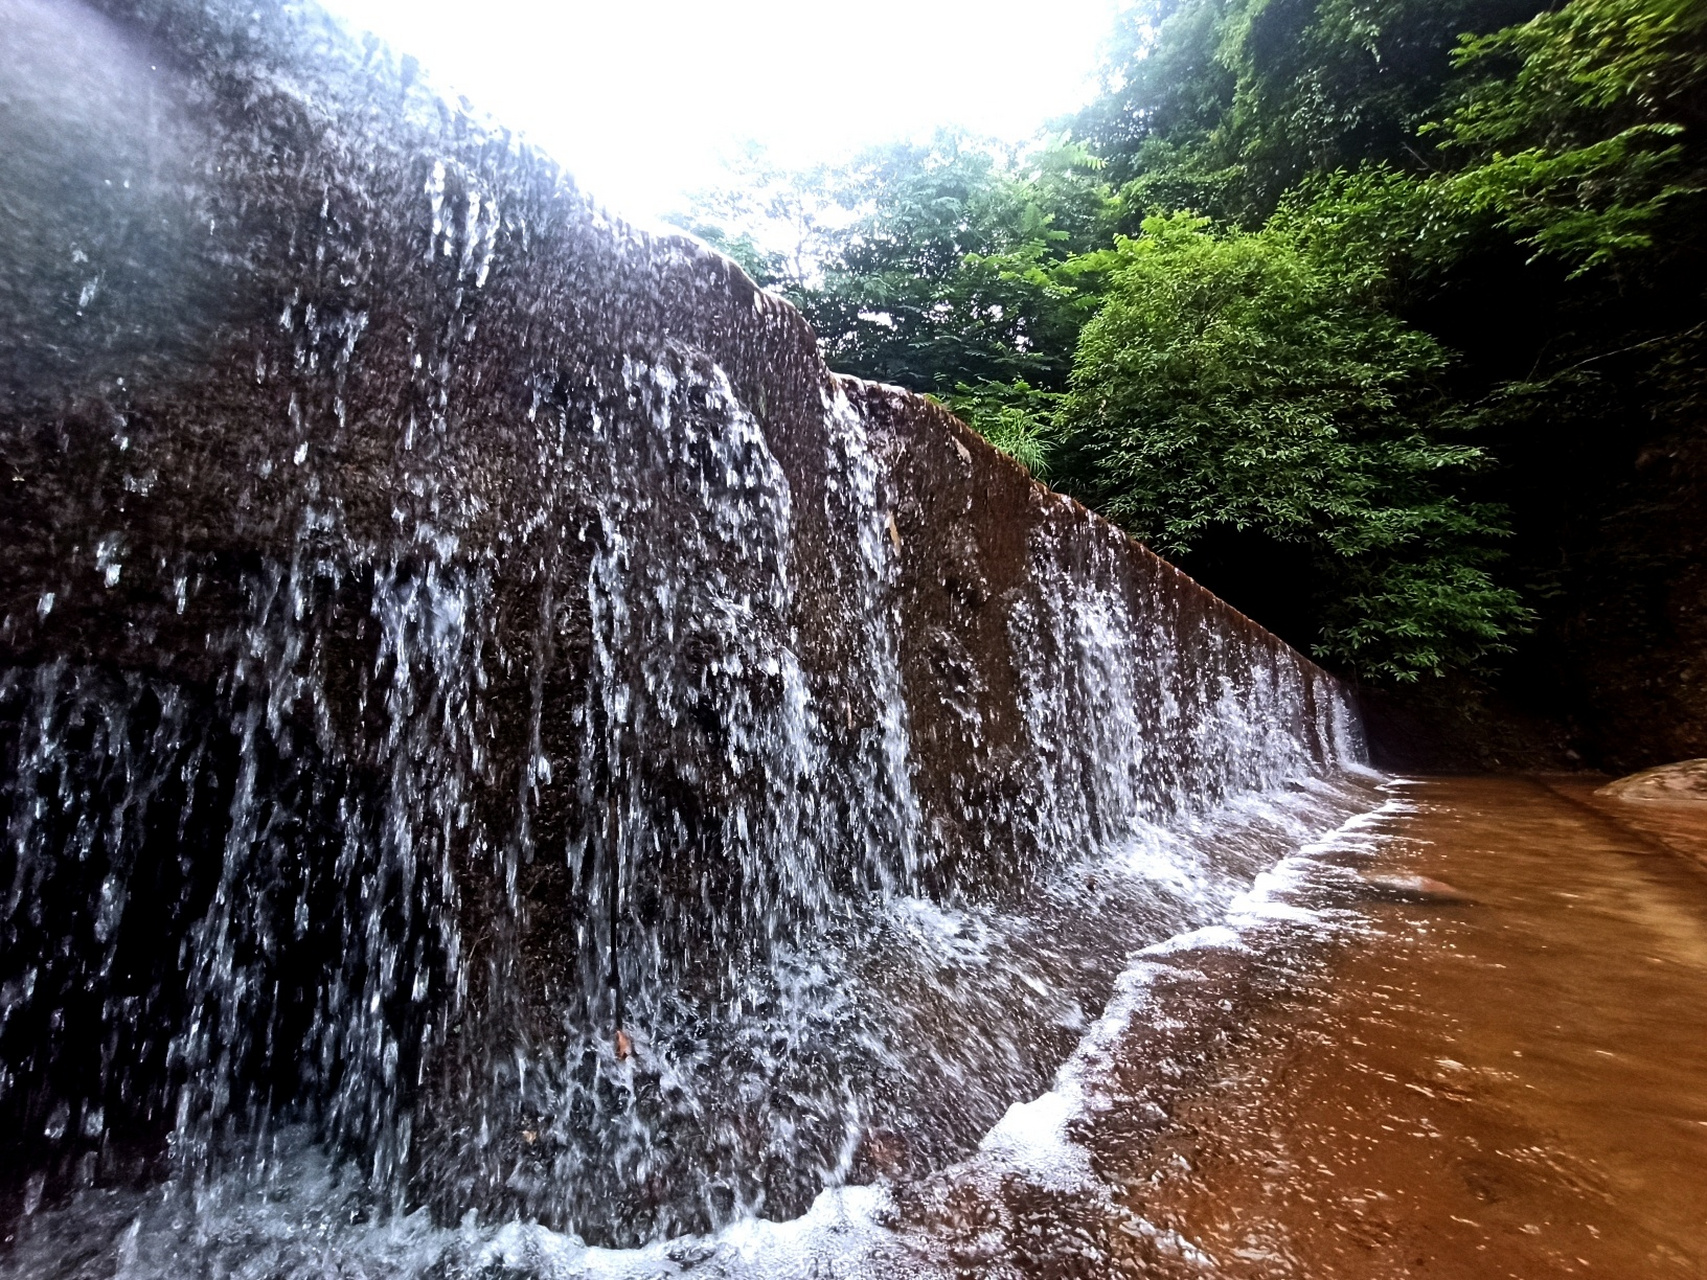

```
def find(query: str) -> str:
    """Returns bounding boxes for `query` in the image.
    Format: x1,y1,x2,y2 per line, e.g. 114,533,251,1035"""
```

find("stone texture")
0,0,1358,1237
1596,759,1707,804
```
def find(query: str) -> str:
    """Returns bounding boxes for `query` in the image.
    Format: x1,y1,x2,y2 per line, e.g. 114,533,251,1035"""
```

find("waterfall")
0,0,1371,1269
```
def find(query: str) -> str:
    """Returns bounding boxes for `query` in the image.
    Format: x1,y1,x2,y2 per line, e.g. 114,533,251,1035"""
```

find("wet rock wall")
0,0,1360,1237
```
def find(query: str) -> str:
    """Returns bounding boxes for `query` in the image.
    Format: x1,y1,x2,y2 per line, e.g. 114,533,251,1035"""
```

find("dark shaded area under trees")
679,0,1707,771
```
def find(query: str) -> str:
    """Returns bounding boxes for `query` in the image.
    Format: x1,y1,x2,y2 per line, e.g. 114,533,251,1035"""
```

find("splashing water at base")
0,773,1395,1279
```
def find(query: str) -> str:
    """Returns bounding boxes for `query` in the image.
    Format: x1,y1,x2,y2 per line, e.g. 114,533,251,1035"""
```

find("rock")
849,1127,915,1183
1595,759,1707,804
0,0,1365,1242
1359,873,1473,905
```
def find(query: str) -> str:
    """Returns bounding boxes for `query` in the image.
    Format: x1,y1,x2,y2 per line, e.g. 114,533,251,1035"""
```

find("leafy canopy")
679,0,1707,692
1069,212,1529,680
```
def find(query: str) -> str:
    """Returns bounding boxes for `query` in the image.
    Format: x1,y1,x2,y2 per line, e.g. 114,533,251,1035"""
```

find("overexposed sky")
320,0,1123,225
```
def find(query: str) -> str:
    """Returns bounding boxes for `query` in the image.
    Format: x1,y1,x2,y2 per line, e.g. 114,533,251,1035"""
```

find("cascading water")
0,0,1377,1273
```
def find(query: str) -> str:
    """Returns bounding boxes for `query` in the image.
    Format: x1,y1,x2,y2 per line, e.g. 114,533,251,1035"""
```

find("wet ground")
1111,775,1707,1278
5,774,1704,1279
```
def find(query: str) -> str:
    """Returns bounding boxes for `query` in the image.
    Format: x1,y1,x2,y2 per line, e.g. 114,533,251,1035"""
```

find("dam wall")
0,0,1361,1245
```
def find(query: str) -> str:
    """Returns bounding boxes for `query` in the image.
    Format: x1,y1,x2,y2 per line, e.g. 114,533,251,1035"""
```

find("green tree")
1068,212,1529,680
1078,0,1551,221
1437,0,1707,274
796,133,1110,395
675,0,1707,718
944,377,1068,478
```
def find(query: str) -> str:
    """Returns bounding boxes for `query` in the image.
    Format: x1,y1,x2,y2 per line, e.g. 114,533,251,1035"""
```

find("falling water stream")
0,0,1392,1275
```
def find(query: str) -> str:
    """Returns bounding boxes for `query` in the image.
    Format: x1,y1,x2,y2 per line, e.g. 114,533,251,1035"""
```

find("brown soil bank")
1121,776,1707,1278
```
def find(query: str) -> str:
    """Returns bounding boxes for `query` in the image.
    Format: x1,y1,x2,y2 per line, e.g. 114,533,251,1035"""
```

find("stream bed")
1118,775,1707,1279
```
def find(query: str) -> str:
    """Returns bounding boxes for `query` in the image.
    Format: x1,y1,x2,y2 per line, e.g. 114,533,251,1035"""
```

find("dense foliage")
1068,211,1526,680
680,0,1707,701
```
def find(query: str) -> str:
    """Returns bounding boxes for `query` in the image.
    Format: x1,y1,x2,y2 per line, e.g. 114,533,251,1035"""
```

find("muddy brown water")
1104,775,1707,1279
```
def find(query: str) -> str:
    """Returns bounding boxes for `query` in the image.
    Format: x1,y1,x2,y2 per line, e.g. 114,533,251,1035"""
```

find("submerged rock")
1596,759,1707,804
1358,872,1473,905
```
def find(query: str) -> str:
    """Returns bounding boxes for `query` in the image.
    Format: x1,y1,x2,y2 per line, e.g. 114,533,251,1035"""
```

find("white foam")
978,1085,1096,1191
468,1184,898,1279
965,783,1407,1202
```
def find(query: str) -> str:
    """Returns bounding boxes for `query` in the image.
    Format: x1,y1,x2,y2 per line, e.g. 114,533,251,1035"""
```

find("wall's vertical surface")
0,0,1362,1243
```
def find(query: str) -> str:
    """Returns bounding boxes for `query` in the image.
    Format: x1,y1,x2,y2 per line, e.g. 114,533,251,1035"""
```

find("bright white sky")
320,0,1123,226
